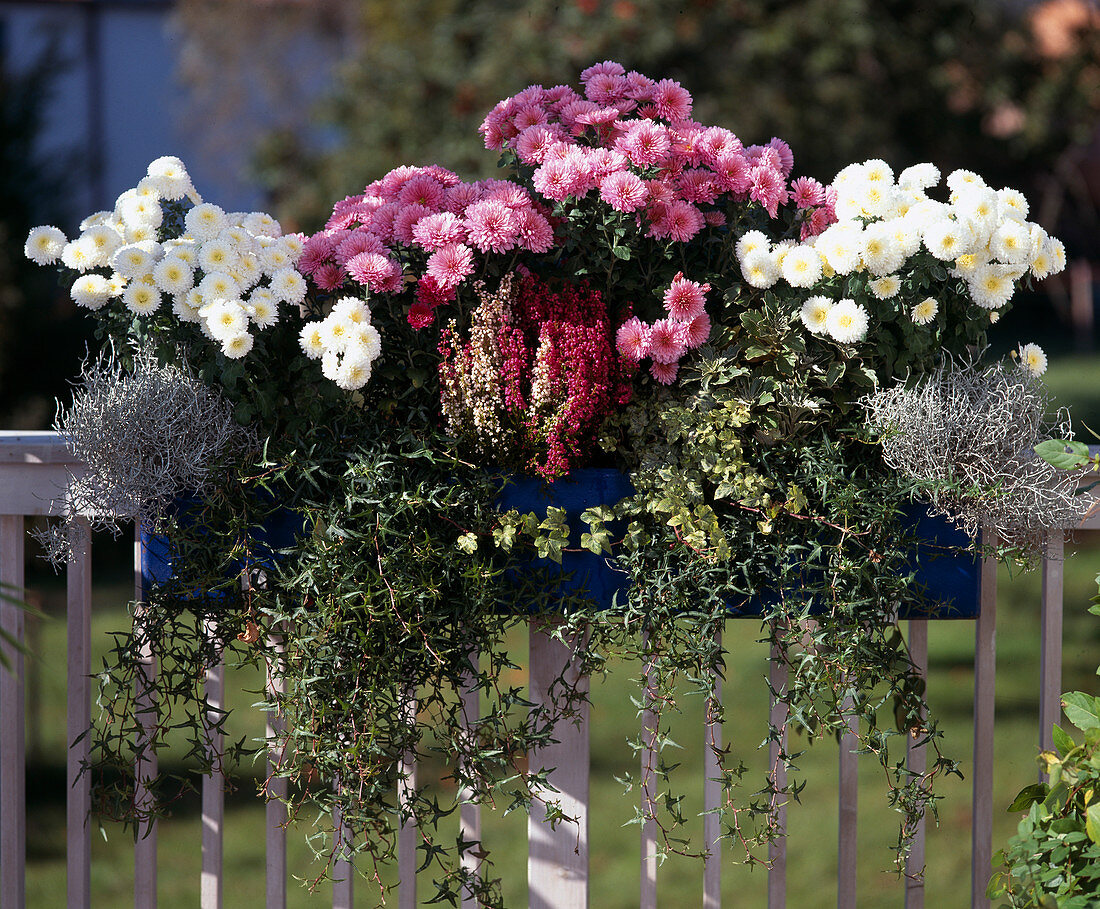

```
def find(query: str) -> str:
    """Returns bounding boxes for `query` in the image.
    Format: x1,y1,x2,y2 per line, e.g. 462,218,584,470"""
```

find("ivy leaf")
456,532,479,554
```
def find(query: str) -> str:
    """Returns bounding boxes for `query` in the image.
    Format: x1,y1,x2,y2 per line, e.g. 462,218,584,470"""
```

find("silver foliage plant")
863,356,1089,554
38,346,247,565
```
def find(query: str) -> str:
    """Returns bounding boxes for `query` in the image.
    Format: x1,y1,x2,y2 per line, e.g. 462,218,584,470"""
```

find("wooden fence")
0,430,1092,908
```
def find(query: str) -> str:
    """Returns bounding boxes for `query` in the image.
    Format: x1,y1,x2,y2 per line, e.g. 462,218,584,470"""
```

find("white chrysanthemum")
134,177,161,199
1029,246,1054,280
1018,342,1048,378
780,246,823,288
856,181,895,218
185,203,228,242
119,195,163,229
204,299,248,339
833,162,868,188
79,211,111,231
280,233,304,263
164,238,198,266
946,169,986,193
347,322,382,360
883,217,922,258
198,238,238,274
81,225,124,263
298,323,326,360
60,238,98,272
231,252,262,289
320,314,354,353
863,159,894,186
911,297,938,325
997,188,1029,221
869,275,901,300
321,350,341,382
122,282,162,315
952,186,998,228
171,294,202,323
1047,237,1067,275
146,156,193,201
269,267,307,304
735,230,770,261
197,271,241,301
817,223,863,275
124,222,157,243
153,256,193,295
834,187,866,221
221,331,254,359
107,273,127,297
989,220,1031,265
70,274,112,310
336,351,373,391
861,223,906,276
259,240,292,273
739,249,780,289
332,297,371,325
799,296,832,334
242,211,281,237
951,253,986,279
825,298,869,344
923,219,968,261
898,163,940,191
968,264,1016,309
989,310,1002,324
25,226,67,265
245,290,279,329
110,241,162,278
220,226,256,254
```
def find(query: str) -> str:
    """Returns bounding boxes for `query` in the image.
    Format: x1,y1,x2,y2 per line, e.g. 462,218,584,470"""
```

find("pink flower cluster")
480,61,836,237
298,164,558,328
615,273,712,385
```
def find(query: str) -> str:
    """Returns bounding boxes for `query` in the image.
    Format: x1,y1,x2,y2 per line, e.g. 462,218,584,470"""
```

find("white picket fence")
0,429,1091,908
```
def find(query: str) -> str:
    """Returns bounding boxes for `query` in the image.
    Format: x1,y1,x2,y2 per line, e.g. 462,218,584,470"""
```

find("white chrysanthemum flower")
79,211,111,231
968,263,1016,309
220,226,256,254
171,295,202,323
997,187,1029,221
347,322,382,360
60,238,98,272
107,273,127,297
119,195,163,229
124,222,157,243
221,331,254,359
321,350,341,382
951,253,986,279
242,212,281,237
298,323,326,360
817,223,863,275
122,282,162,315
146,156,193,201
799,296,832,334
990,220,1031,265
81,225,124,263
857,181,895,218
320,314,354,353
869,275,901,300
198,238,238,274
70,274,112,310
1047,237,1067,275
152,256,194,295
953,186,998,227
269,267,307,304
883,217,922,258
898,163,940,191
25,226,67,265
739,249,780,289
833,161,868,188
923,219,968,261
1029,247,1054,280
780,246,823,288
111,241,162,279
245,289,279,329
834,188,866,221
134,177,161,199
825,298,869,344
911,297,938,325
863,159,894,186
197,271,241,301
946,169,986,193
735,230,770,261
1028,223,1049,258
232,253,262,289
259,240,292,274
336,351,373,391
185,203,228,241
280,233,304,263
164,238,198,266
861,223,905,276
989,310,1002,324
1018,342,1048,378
203,300,248,341
332,297,371,325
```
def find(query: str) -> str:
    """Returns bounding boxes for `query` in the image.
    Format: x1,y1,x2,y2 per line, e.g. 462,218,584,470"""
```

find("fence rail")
0,430,1095,908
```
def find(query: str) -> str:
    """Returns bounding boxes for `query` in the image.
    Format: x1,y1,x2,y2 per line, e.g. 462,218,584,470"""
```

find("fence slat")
67,519,92,909
703,626,723,909
266,627,287,909
972,540,998,909
640,641,657,909
528,621,589,909
838,692,858,909
399,689,418,909
460,653,482,909
1040,533,1064,764
768,644,787,909
201,638,225,909
905,619,928,909
1,513,26,909
333,800,353,909
134,527,158,909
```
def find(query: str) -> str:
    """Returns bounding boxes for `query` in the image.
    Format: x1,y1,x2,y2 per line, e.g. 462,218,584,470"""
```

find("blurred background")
1,1,1100,905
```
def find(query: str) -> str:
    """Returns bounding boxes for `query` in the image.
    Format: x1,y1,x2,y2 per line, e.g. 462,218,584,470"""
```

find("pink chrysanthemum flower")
444,182,483,214
652,78,693,121
650,360,678,385
663,273,709,320
645,180,675,207
580,60,626,82
379,165,422,200
663,200,705,243
648,318,685,364
560,148,597,195
336,230,385,265
749,166,788,218
425,243,476,289
790,176,826,210
298,235,333,275
398,174,446,209
681,311,712,349
513,103,550,132
326,197,365,230
392,203,434,245
623,70,655,100
407,301,435,330
464,200,520,253
619,121,671,168
802,204,838,239
532,159,575,201
416,274,455,308
588,148,629,181
558,99,601,133
615,316,650,362
518,210,555,254
677,168,720,204
412,212,465,251
704,211,726,227
575,106,621,127
699,127,742,163
767,137,795,176
313,262,346,291
516,125,562,165
713,150,751,195
599,171,649,213
366,202,402,243
424,165,461,187
346,251,401,292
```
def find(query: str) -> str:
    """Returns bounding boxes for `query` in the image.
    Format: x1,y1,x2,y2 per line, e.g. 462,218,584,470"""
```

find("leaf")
1035,439,1092,470
1008,783,1048,812
1088,804,1100,844
1063,692,1100,733
1053,724,1077,757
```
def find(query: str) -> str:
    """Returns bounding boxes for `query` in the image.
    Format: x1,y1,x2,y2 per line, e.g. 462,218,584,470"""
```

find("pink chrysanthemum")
617,121,671,168
790,176,826,210
513,103,550,132
412,212,465,251
652,78,693,121
677,168,720,204
336,230,385,265
464,200,520,253
425,243,476,289
802,204,838,239
615,316,650,362
366,202,402,243
558,99,601,133
650,360,678,385
346,252,401,292
749,165,788,218
379,165,422,200
584,72,627,104
398,174,446,209
588,148,629,181
580,60,626,83
298,235,333,275
392,203,434,245
699,127,742,163
516,125,562,165
681,311,712,349
518,210,555,254
444,182,483,214
663,273,709,320
648,318,685,364
767,137,795,176
416,274,456,308
645,180,675,207
532,159,575,201
623,70,655,100
713,150,751,195
704,211,726,227
599,171,649,213
575,106,621,127
424,165,461,187
313,262,346,291
407,301,435,330
663,200,705,243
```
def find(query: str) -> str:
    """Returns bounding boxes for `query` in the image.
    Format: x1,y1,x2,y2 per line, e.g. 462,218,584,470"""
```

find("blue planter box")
497,470,981,620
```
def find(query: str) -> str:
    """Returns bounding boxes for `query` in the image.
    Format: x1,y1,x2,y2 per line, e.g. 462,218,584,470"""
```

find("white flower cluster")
736,160,1067,340
297,297,382,391
24,156,307,361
